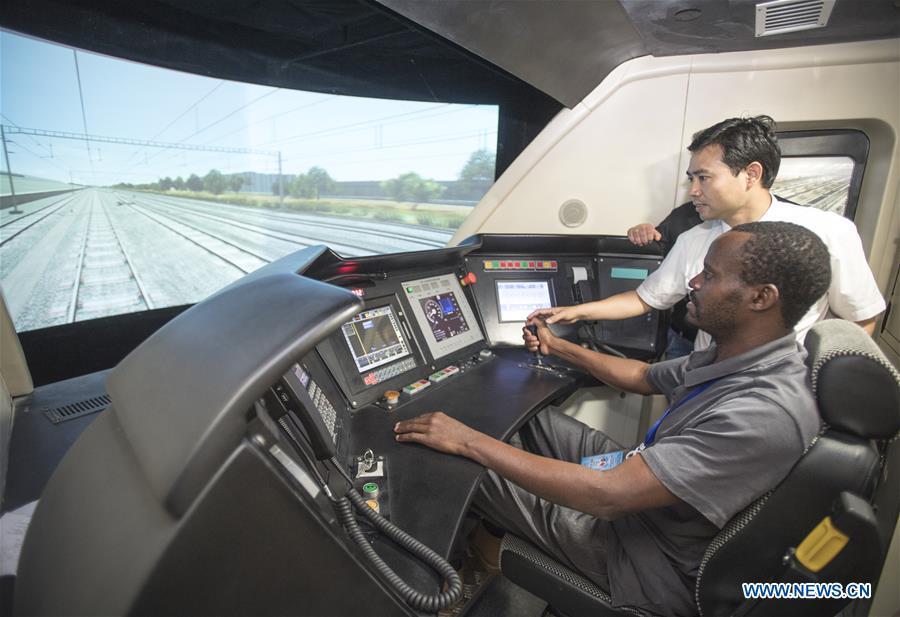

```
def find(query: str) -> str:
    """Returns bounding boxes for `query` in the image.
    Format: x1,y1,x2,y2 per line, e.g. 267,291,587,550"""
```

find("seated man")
395,221,828,616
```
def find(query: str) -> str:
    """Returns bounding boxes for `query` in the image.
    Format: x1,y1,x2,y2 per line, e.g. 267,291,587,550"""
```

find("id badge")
580,450,624,471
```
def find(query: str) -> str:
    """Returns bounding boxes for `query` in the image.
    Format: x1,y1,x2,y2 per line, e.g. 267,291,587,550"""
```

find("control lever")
524,323,559,374
526,324,545,367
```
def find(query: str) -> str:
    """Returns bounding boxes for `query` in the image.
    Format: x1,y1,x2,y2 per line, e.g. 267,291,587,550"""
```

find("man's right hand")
627,223,662,246
526,306,582,325
523,318,559,355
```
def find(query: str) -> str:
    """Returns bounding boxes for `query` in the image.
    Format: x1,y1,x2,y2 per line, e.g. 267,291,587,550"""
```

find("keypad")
368,356,417,384
308,379,338,442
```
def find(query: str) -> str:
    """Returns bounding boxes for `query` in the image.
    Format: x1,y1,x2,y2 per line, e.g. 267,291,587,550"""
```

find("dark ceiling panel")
0,0,543,105
374,0,648,108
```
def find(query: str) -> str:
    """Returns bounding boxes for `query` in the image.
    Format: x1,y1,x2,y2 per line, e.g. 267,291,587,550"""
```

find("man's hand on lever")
522,318,557,357
526,305,582,326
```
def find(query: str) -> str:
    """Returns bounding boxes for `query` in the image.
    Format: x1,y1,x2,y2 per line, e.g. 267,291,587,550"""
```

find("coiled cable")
333,489,463,612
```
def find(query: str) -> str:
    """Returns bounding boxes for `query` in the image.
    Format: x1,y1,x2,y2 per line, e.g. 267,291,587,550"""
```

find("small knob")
459,272,477,286
384,390,400,405
362,482,380,500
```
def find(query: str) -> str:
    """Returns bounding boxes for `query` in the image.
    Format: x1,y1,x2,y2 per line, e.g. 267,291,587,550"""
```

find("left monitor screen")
341,305,410,373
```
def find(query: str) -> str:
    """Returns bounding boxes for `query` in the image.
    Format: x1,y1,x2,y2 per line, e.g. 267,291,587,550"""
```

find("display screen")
403,273,484,360
290,363,311,388
340,305,411,373
419,292,471,342
496,280,553,322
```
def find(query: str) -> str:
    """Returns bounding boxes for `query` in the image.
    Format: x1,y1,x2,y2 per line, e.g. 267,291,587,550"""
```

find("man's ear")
745,161,764,189
750,283,780,312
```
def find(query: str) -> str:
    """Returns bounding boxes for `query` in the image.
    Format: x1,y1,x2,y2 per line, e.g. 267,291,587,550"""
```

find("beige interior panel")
454,40,900,298
451,56,692,242
0,287,33,397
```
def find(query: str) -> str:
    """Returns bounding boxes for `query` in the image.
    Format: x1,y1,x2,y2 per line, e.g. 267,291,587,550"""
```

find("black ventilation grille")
43,394,111,424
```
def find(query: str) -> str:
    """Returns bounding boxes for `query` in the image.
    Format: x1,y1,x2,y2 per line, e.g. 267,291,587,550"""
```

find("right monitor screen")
496,280,553,322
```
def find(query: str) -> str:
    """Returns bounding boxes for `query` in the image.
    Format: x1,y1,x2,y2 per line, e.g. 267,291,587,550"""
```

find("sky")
0,29,499,188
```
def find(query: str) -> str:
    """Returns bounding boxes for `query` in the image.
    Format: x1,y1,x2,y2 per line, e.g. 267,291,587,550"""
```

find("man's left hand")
394,411,482,457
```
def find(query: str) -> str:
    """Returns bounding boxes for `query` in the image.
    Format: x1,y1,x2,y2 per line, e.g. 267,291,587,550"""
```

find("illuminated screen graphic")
418,292,471,342
496,280,552,322
340,305,410,373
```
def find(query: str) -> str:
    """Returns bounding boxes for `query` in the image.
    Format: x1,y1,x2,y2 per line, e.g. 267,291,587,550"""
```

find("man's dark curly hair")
731,221,831,328
689,115,781,188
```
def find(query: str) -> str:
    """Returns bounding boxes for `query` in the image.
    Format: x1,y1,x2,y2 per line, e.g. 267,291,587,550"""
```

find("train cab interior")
1,1,899,616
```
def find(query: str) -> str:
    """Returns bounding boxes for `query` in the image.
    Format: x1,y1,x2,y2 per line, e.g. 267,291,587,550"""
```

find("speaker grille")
43,394,110,424
559,199,588,228
755,0,834,37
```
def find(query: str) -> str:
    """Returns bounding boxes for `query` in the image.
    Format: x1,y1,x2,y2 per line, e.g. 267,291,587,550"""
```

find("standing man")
533,115,884,349
396,222,829,616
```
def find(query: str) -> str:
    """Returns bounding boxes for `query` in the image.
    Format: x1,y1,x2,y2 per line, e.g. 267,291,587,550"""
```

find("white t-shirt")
636,197,886,350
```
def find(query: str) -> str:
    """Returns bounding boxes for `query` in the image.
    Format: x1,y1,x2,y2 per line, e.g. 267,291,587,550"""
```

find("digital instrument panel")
496,280,554,322
340,305,411,373
467,251,664,355
306,238,665,420
402,273,484,360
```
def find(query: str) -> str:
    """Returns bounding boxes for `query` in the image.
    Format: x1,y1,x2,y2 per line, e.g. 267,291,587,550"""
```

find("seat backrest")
0,288,31,510
696,320,900,617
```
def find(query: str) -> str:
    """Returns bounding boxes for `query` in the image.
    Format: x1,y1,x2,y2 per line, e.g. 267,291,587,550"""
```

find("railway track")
0,193,78,246
774,178,848,214
134,194,376,257
69,194,152,322
127,201,270,274
136,192,451,251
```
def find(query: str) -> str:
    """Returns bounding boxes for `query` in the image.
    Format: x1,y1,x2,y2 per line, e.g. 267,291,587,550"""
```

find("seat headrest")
805,320,900,441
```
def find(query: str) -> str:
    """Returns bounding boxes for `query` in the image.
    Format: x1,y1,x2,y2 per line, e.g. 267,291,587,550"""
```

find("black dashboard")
263,234,665,593
9,233,668,616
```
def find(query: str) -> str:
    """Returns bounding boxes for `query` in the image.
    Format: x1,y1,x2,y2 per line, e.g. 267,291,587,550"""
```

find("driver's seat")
499,320,900,616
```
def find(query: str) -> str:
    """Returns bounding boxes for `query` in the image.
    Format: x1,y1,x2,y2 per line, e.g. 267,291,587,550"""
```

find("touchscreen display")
497,280,552,322
419,292,471,342
340,305,410,373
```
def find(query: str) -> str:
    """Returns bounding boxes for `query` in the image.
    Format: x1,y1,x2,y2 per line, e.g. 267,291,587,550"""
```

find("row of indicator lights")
483,260,558,270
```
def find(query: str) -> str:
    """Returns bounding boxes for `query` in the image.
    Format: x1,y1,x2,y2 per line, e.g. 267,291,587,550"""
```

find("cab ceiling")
379,0,900,107
2,0,897,108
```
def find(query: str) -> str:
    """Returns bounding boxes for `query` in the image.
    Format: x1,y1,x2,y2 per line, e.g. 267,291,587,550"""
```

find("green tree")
229,174,244,193
290,166,335,199
173,176,186,190
455,149,496,199
381,172,445,203
159,176,174,191
186,173,203,192
203,169,226,195
290,173,312,198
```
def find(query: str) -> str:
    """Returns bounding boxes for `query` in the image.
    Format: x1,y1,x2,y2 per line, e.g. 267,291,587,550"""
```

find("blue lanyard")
643,380,718,447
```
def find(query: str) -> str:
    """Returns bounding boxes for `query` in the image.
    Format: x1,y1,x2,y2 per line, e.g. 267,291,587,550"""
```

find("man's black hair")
731,221,831,328
689,116,781,188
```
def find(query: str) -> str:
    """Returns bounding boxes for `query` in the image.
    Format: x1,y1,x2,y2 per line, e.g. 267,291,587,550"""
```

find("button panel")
362,356,417,386
429,364,459,383
402,379,431,395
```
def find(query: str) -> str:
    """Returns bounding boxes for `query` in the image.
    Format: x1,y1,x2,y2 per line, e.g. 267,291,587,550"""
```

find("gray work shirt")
607,334,821,617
